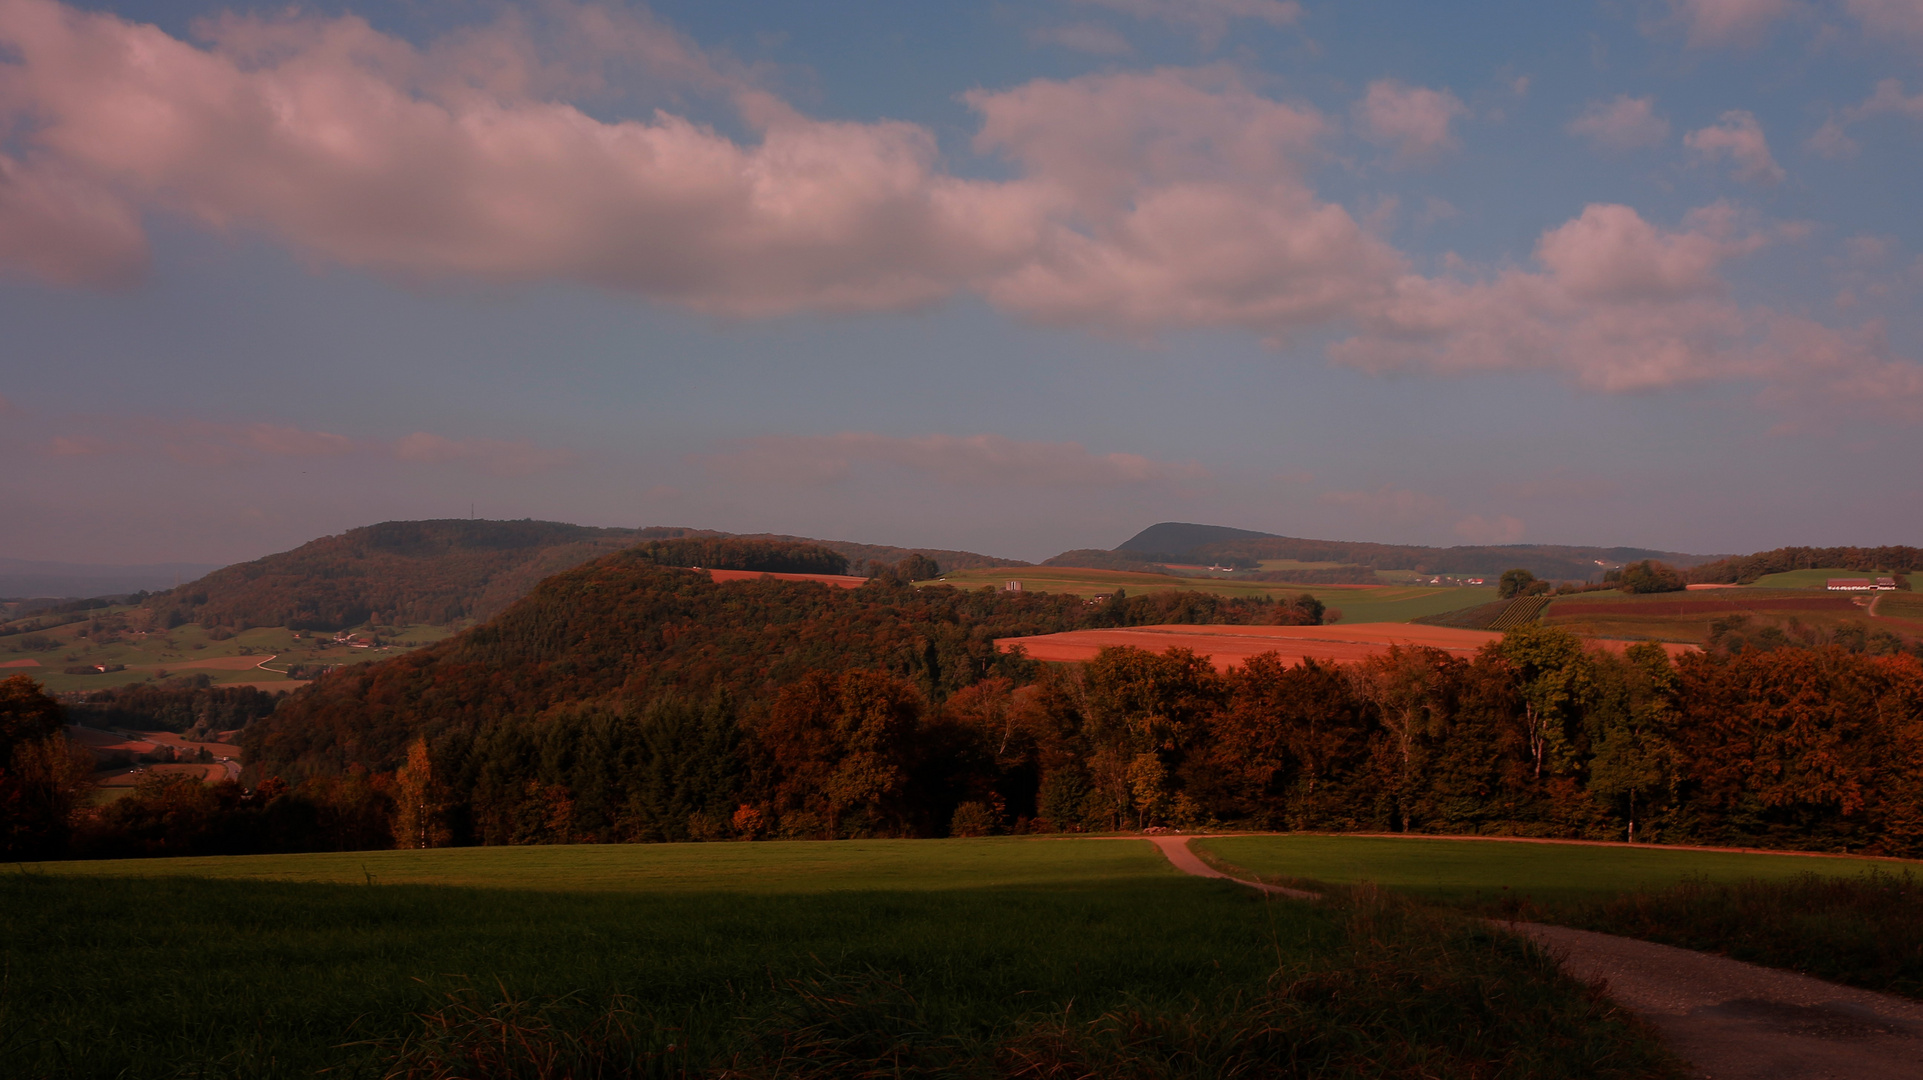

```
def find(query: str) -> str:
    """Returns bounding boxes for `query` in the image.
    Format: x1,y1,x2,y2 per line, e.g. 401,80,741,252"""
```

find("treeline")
1114,525,1709,582
67,678,286,737
34,630,1923,860
1687,546,1923,585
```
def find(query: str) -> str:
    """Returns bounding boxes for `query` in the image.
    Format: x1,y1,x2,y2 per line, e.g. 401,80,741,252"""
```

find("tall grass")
1519,870,1923,999
2,869,1683,1079
370,887,1680,1080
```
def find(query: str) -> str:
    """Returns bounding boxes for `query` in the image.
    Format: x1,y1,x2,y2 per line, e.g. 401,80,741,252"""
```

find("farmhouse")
1826,578,1879,591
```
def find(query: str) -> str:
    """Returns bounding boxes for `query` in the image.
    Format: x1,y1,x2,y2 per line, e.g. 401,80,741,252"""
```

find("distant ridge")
1103,521,1716,582
0,558,222,600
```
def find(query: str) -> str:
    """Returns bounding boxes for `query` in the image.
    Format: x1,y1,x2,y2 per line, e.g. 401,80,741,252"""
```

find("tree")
1348,646,1456,831
1619,560,1685,594
1587,643,1679,843
1,675,90,860
390,736,450,849
1498,568,1539,599
1495,625,1591,782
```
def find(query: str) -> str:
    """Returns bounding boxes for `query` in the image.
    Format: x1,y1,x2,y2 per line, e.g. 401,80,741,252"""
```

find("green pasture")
1195,834,1905,904
921,566,1494,623
1,841,1298,1079
1543,587,1878,643
1747,567,1879,589
26,836,1166,893
4,837,1682,1079
0,613,452,694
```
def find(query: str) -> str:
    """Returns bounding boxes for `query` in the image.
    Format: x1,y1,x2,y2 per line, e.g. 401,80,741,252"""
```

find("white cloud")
699,432,1208,488
1354,80,1467,162
1684,111,1785,185
1567,95,1671,150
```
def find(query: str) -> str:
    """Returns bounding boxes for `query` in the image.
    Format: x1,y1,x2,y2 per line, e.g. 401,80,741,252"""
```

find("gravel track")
1152,836,1923,1079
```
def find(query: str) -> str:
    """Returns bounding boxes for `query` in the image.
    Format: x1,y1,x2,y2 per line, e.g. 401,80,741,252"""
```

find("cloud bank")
0,0,1917,417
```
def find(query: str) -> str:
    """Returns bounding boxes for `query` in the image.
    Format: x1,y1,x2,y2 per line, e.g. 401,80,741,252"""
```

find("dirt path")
1145,836,1317,899
1150,837,1923,1079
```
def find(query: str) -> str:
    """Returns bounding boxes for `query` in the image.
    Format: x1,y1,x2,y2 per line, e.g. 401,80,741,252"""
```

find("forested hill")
1111,522,1714,581
1686,545,1923,584
145,521,1024,633
242,539,1303,782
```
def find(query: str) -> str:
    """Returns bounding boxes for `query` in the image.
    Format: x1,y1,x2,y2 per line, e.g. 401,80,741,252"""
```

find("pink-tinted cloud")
391,432,577,476
1808,80,1923,156
1453,514,1526,544
1317,485,1447,524
1845,0,1923,43
1684,110,1784,185
40,417,573,474
1567,95,1671,150
1658,0,1795,47
1068,0,1302,44
699,432,1208,488
1027,22,1134,55
1354,80,1467,162
965,68,1403,341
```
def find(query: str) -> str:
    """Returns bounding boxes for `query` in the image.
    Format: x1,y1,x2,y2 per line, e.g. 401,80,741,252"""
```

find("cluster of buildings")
1826,577,1899,591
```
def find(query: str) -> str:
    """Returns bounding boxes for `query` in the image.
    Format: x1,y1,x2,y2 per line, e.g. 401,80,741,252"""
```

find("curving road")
1151,835,1923,1080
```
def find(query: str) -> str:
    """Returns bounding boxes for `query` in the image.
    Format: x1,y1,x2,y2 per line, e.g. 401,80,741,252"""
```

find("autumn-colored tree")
1081,647,1225,828
390,736,450,849
1348,646,1459,831
1,675,91,859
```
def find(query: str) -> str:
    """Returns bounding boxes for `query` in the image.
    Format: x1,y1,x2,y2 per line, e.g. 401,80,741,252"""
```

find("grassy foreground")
1193,834,1903,905
5,838,1680,1079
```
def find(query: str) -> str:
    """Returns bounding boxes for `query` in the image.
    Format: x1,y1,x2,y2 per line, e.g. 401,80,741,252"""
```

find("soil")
999,623,1501,670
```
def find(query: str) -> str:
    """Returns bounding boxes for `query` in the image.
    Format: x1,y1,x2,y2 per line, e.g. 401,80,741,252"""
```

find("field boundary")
1192,829,1923,867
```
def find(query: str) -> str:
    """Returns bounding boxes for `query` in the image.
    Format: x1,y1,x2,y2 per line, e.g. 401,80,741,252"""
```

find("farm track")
1152,836,1923,1080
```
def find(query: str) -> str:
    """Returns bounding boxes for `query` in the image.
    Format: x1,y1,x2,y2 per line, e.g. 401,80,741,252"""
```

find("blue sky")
1,0,1919,565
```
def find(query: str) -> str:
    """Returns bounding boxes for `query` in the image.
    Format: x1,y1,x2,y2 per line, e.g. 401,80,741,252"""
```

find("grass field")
1543,588,1888,643
1747,567,1883,589
6,838,1681,1079
921,566,1497,623
1193,834,1906,904
0,609,454,694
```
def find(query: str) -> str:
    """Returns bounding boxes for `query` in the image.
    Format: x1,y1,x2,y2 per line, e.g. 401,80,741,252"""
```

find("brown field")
1545,588,1916,643
999,623,1499,670
706,569,868,589
998,623,1696,671
94,762,230,788
0,657,41,667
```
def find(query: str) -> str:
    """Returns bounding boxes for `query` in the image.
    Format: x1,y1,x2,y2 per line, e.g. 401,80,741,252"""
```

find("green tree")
1496,625,1592,781
1588,643,1679,843
1619,560,1685,594
1498,568,1539,599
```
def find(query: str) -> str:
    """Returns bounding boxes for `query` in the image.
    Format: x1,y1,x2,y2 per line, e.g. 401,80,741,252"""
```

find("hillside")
145,521,1023,633
1108,522,1715,581
242,539,1303,783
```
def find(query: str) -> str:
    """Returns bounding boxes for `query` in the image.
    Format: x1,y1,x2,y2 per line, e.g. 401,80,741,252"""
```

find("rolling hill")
1103,522,1717,582
143,521,1026,633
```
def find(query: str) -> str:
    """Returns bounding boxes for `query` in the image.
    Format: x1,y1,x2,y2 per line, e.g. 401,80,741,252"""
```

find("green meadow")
919,567,1495,623
8,838,1682,1080
1194,834,1904,904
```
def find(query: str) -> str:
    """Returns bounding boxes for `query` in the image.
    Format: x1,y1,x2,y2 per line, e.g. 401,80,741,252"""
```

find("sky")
1,0,1920,566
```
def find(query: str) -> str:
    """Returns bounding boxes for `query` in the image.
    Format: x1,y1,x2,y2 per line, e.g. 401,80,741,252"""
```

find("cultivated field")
1542,587,1922,642
922,566,1498,622
999,622,1501,669
4,837,1683,1079
0,608,453,694
705,568,868,588
1195,834,1905,905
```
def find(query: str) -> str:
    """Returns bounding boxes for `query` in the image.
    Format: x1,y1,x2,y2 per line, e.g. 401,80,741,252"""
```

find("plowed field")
707,569,868,589
998,623,1695,670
